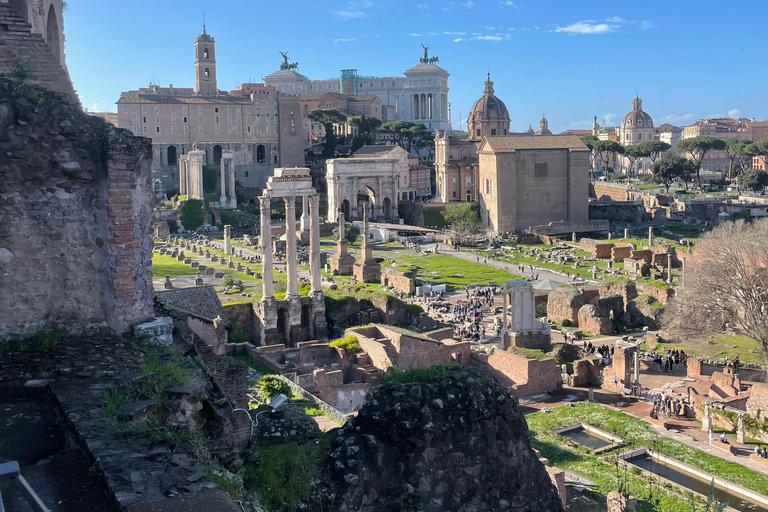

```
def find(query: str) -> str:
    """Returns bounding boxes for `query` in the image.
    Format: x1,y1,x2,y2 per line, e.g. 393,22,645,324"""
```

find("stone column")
648,226,654,246
500,286,507,349
285,196,299,299
701,401,713,432
224,225,232,255
259,197,274,299
633,350,639,383
301,194,310,233
227,155,237,208
179,155,188,195
219,158,227,204
309,195,322,294
338,210,346,242
187,150,205,199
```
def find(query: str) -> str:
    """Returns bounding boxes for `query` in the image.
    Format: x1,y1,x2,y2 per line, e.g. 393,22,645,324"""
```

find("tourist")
675,401,682,418
720,432,729,444
761,446,767,458
755,445,761,457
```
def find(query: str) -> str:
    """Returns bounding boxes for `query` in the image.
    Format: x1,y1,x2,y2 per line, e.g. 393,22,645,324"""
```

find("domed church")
619,95,654,146
467,73,510,141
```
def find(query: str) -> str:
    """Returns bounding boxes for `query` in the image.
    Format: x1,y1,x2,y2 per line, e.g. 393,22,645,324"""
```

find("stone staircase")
0,3,78,102
359,364,380,384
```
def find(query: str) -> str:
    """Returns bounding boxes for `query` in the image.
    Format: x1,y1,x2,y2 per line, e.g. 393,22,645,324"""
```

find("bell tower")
195,25,217,96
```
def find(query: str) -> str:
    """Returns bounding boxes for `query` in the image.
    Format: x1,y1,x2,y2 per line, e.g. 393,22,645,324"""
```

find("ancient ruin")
352,209,381,283
500,280,551,350
258,168,327,345
329,210,355,275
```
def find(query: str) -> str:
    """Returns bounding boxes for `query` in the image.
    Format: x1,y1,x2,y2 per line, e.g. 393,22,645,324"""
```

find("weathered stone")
133,317,173,345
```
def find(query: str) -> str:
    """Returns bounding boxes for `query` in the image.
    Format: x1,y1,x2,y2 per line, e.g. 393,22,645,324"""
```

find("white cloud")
660,113,695,124
91,102,99,111
333,0,373,19
639,20,656,30
728,109,741,119
555,21,618,35
409,33,422,37
443,31,466,35
604,16,626,23
602,114,618,126
442,1,474,11
568,119,592,129
454,33,511,42
332,37,357,43
498,1,519,9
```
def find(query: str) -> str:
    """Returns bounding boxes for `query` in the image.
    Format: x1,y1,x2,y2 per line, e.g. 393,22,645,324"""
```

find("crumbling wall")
0,78,153,339
546,286,591,326
471,349,562,396
578,305,613,335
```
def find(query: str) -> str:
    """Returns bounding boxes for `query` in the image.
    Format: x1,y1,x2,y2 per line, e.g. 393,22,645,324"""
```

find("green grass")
527,402,768,511
228,352,277,375
329,334,362,354
380,363,460,384
642,333,763,364
473,246,614,280
243,439,328,512
376,245,522,290
152,253,197,278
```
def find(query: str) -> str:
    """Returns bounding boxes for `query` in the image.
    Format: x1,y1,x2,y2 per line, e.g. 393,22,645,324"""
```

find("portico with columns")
258,167,327,346
500,280,551,351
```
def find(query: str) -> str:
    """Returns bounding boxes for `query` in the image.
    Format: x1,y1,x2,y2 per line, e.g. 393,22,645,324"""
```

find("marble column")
259,196,274,299
228,160,237,207
338,210,346,242
219,160,227,204
500,286,507,349
301,194,310,232
285,196,299,299
309,195,322,294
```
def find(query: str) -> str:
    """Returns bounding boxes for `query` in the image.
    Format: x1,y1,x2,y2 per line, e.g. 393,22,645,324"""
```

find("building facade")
264,47,451,131
477,135,590,233
467,73,511,141
434,131,479,203
116,28,305,194
325,158,399,223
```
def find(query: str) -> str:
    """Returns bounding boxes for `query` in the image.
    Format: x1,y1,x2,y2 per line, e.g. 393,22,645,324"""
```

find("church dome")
621,95,653,129
469,73,509,122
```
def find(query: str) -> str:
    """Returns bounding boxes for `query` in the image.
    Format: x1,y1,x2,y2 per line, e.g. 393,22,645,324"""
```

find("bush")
405,304,424,317
229,330,249,344
380,363,460,384
254,375,290,402
180,199,205,231
329,334,362,354
203,166,217,194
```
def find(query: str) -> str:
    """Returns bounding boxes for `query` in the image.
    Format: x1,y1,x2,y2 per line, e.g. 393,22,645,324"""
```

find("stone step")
165,378,206,397
117,399,159,424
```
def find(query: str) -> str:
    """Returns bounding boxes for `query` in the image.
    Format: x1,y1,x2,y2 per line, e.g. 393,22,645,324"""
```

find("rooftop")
154,285,225,321
480,134,589,152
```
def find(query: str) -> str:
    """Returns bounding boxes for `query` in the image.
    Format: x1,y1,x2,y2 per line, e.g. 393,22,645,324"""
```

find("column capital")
308,194,320,207
284,196,295,208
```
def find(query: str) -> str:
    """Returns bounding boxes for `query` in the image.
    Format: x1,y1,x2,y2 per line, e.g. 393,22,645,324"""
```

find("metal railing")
0,461,50,512
274,374,348,426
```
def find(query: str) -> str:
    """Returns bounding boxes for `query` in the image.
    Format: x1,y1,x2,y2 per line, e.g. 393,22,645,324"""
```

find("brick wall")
0,78,153,339
471,349,562,397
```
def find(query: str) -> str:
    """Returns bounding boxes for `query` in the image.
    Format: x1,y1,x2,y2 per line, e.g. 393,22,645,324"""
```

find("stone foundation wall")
0,79,153,339
471,349,562,397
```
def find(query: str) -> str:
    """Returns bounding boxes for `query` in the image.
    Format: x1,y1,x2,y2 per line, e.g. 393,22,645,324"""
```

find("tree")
349,114,382,136
381,121,433,154
622,145,648,177
663,219,768,374
180,199,205,231
637,140,671,164
675,136,727,188
651,155,695,193
746,137,768,170
308,109,348,157
738,168,768,193
723,138,753,181
592,140,625,174
442,203,482,240
579,135,599,173
350,133,376,153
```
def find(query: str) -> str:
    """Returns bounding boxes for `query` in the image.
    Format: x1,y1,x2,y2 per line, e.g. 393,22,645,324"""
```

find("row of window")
131,115,277,125
123,103,271,114
132,125,276,135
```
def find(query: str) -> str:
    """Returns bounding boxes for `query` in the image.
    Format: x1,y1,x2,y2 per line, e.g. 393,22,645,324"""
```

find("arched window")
204,68,210,79
204,48,209,59
638,133,643,141
46,5,61,65
256,145,266,163
167,146,177,166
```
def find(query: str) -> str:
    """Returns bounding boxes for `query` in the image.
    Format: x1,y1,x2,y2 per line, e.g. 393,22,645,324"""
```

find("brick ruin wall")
0,78,154,339
0,2,77,103
470,349,562,397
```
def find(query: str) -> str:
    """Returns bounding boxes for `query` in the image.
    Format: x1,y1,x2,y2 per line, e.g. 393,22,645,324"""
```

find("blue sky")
65,0,768,132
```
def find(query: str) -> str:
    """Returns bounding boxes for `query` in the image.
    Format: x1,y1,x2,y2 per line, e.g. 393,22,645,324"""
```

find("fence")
274,374,349,426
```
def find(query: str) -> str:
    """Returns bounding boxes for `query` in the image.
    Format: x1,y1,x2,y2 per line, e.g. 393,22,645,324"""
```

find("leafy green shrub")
380,363,460,384
254,375,290,402
405,304,424,317
102,388,125,420
180,199,205,231
229,330,249,344
202,166,217,194
221,275,236,288
329,334,362,354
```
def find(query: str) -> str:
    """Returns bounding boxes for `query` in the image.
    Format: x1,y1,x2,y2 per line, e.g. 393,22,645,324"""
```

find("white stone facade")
325,158,399,223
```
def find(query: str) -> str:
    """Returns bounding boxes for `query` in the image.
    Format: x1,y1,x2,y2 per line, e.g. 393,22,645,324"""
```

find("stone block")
133,317,173,345
214,272,225,278
206,268,215,275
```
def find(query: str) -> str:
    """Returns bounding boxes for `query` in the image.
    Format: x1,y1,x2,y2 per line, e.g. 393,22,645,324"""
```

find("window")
227,126,232,134
452,191,457,198
638,120,643,125
184,126,189,134
214,107,219,113
171,107,176,113
266,117,270,124
256,126,261,133
215,117,219,123
142,126,148,133
204,68,210,79
155,106,159,113
638,133,643,140
245,171,249,178
155,126,160,133
227,117,232,124
132,116,137,124
266,126,270,133
155,116,160,124
183,117,187,123
237,126,242,133
142,106,147,113
246,116,251,123
172,126,177,134
476,129,480,137
131,126,137,133
236,107,241,114
466,176,471,186
198,116,203,123
123,106,127,113
215,126,220,133
132,106,136,113
183,107,188,113
204,48,209,59
171,117,176,124
199,126,203,133
491,129,497,135
452,177,456,184
237,117,241,123
227,107,231,114
143,117,147,123
534,162,548,178
198,107,203,113
246,107,251,114
247,127,251,133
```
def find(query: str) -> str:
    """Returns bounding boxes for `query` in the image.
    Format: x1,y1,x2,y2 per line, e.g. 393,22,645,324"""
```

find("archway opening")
277,307,289,344
213,145,223,166
356,186,376,221
301,304,313,339
46,6,61,65
341,200,351,222
167,146,177,166
256,145,266,164
382,197,392,220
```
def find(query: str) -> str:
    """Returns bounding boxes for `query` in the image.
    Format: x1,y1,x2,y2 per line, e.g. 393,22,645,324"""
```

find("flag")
310,132,318,141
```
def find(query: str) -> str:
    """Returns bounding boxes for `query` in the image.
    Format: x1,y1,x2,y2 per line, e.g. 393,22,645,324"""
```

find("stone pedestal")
353,245,381,283
330,240,355,275
224,225,232,254
310,291,328,341
737,428,746,444
260,296,279,346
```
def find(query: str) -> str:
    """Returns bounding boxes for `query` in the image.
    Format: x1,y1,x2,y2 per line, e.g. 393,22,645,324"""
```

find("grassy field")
373,244,522,290
152,254,197,278
527,402,768,511
639,333,763,364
